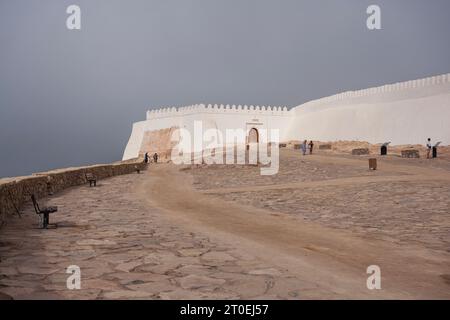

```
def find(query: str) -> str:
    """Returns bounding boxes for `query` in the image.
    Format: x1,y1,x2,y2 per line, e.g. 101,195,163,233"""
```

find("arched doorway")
248,128,259,144
246,128,259,164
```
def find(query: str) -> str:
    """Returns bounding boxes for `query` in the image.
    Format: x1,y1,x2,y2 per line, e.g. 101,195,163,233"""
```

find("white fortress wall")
286,74,450,145
123,104,293,160
123,73,450,160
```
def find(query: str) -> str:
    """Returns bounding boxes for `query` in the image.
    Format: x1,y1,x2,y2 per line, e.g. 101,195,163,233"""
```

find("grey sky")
1,0,449,177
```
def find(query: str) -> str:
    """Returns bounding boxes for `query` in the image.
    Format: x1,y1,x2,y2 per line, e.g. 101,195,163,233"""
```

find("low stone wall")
352,148,370,156
0,160,147,228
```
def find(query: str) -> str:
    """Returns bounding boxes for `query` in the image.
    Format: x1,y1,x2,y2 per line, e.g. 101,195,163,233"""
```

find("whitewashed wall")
286,74,450,145
123,104,292,160
123,74,450,160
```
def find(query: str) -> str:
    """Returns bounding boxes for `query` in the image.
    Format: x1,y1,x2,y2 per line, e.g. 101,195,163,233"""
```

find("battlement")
300,73,450,108
146,74,450,120
146,104,291,120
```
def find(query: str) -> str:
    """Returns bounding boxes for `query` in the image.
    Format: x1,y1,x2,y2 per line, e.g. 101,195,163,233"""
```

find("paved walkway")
0,171,342,299
0,152,449,299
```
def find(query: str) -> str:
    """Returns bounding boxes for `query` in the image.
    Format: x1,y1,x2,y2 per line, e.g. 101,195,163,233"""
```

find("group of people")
145,139,437,161
144,152,159,164
301,140,314,156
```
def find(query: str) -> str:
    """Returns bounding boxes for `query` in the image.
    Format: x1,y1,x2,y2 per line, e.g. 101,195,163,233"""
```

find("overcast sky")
1,0,450,177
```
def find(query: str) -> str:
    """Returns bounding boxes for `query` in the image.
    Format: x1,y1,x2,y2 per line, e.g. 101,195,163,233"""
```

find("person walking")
426,138,432,159
153,152,159,163
308,140,314,155
144,152,149,164
301,140,307,156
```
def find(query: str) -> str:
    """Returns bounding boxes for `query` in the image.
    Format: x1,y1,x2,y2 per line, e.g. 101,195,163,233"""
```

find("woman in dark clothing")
308,141,314,154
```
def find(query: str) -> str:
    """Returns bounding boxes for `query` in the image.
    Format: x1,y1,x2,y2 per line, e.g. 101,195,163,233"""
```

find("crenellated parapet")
146,104,291,120
300,73,450,107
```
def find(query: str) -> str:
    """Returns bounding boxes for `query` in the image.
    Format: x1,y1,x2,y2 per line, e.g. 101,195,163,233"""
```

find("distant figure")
301,140,307,156
144,152,149,164
308,140,314,155
426,138,432,159
153,152,159,163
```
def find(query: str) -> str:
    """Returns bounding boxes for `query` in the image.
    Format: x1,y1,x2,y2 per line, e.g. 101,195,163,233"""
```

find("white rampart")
123,73,450,160
123,104,293,160
287,73,450,145
293,73,450,108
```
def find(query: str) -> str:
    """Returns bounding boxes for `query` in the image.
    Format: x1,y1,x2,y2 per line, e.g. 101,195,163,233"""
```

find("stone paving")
212,181,450,252
191,150,450,253
0,173,328,299
1,149,449,299
192,151,396,190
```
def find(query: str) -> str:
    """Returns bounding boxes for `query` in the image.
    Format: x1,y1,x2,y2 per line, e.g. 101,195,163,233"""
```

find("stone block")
352,148,370,155
319,144,332,150
401,149,420,158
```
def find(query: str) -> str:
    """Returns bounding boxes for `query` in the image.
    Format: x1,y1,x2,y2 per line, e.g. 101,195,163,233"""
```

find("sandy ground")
0,147,449,299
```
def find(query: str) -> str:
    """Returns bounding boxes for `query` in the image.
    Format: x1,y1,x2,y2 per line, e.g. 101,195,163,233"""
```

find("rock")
115,260,143,272
222,276,267,298
136,261,180,275
0,291,13,300
102,290,153,299
175,264,211,275
104,272,169,285
201,251,236,263
177,275,226,290
352,148,369,155
17,266,59,275
319,144,332,150
177,248,207,257
76,239,117,246
0,286,35,298
81,279,122,291
248,268,282,276
0,266,18,276
125,279,176,294
158,288,206,300
401,149,420,158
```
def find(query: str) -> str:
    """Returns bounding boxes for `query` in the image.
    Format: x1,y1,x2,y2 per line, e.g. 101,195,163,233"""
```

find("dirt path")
136,161,450,299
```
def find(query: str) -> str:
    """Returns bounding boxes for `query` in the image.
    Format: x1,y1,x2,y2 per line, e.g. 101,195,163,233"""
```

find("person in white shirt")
426,138,432,159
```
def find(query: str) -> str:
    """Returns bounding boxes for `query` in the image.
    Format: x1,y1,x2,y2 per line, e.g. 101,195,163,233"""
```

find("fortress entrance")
246,127,259,164
247,128,259,144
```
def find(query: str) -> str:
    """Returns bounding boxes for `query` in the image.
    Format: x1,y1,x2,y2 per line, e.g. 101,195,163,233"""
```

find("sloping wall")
287,74,450,145
139,127,180,161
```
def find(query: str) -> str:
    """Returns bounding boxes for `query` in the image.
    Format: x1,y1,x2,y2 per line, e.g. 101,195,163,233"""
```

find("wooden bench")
85,173,97,187
31,194,57,229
